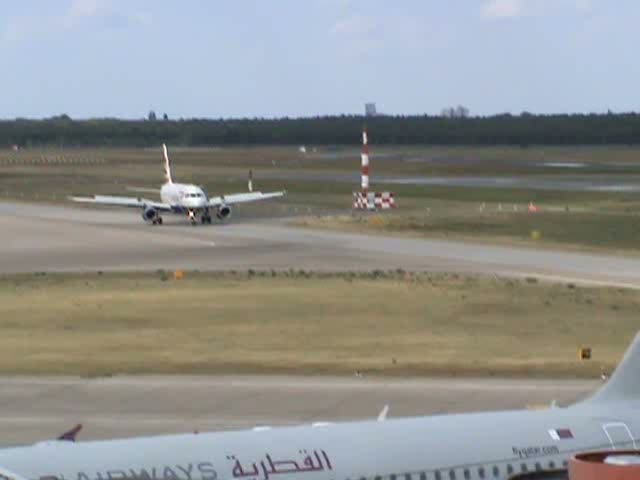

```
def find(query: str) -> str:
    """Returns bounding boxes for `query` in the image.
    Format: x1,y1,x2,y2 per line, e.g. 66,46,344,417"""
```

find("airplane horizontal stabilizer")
126,186,161,194
57,423,83,442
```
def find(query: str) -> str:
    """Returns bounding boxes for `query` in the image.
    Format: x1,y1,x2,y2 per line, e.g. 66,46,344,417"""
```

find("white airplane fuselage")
160,182,209,212
0,403,637,480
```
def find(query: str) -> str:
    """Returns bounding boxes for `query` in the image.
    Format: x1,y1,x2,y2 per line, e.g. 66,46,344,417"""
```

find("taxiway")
1,202,639,288
0,375,597,446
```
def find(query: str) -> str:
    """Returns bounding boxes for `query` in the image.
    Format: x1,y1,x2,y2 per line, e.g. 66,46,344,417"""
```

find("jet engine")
142,207,158,223
216,205,232,220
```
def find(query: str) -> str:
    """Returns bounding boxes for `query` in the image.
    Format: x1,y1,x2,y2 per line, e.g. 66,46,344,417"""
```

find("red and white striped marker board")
352,128,396,211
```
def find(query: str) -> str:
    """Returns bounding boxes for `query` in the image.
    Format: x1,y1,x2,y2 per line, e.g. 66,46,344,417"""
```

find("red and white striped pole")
361,128,370,193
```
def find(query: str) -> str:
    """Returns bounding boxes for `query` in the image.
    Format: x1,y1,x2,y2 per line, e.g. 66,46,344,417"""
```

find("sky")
1,0,639,119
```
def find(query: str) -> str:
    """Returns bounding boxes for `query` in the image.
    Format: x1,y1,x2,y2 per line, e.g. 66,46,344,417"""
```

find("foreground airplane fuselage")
0,404,637,480
1,332,639,480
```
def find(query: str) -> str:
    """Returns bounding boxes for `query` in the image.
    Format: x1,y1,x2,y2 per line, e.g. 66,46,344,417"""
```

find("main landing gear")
187,210,212,226
152,216,163,225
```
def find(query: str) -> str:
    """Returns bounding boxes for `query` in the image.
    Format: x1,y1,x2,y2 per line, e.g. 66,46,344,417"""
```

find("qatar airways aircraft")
72,145,285,225
0,333,639,480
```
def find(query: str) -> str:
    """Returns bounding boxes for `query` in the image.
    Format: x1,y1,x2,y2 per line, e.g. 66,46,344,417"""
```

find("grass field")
295,201,640,252
3,145,640,251
0,271,636,377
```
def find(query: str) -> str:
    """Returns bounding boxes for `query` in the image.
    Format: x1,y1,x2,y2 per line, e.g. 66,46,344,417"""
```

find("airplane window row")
354,458,568,480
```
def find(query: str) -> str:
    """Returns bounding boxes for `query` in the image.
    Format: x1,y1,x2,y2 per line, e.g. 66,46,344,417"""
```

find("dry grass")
0,272,636,377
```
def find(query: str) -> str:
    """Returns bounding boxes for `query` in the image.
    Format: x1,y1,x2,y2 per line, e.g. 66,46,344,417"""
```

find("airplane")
0,332,639,480
71,145,286,226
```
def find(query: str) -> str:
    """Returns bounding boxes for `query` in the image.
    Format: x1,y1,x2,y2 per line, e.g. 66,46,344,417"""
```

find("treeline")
2,113,640,147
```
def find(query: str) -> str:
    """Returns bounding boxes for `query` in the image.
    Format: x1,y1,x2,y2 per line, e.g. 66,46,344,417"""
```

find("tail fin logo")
162,144,173,184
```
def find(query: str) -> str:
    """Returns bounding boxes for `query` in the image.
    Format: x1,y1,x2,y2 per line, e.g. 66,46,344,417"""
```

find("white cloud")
574,0,593,13
330,15,379,37
482,0,524,19
2,0,150,44
481,0,596,20
329,15,382,58
63,0,104,28
69,0,102,19
329,13,444,60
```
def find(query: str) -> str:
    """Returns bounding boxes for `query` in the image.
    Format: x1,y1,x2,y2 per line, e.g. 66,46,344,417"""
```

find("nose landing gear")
188,210,197,226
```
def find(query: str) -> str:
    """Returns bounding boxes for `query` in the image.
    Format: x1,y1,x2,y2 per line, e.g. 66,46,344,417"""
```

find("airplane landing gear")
200,208,212,225
152,216,163,225
187,210,212,226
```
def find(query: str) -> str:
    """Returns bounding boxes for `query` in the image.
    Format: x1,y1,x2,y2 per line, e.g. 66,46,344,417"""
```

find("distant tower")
365,103,377,117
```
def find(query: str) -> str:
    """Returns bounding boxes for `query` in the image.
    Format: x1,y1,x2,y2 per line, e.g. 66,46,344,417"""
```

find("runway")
2,201,640,287
0,375,597,446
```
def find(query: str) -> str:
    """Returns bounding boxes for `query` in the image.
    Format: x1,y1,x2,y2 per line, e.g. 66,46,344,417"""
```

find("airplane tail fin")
582,331,640,404
162,144,174,184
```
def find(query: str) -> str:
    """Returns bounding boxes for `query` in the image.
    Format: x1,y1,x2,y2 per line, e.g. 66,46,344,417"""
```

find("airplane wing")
207,191,286,207
70,195,172,211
